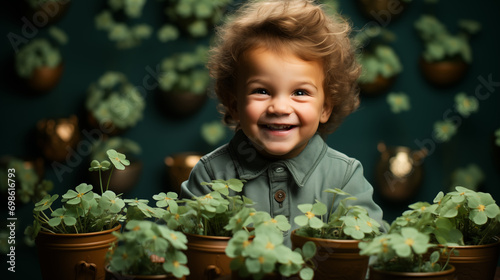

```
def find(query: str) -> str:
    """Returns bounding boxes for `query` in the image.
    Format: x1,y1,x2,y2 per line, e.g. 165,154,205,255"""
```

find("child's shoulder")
323,145,359,166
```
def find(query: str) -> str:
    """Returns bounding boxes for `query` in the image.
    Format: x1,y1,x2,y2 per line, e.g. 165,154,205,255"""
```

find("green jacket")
180,130,384,246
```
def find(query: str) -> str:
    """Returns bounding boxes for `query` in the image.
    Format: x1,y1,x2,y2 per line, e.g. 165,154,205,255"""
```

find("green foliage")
25,149,131,239
158,46,210,94
0,158,53,204
360,187,500,273
107,220,190,278
86,71,145,130
15,27,67,79
414,14,480,63
294,188,381,240
162,0,233,38
356,27,402,83
433,187,500,245
95,0,152,49
226,211,315,280
157,178,250,236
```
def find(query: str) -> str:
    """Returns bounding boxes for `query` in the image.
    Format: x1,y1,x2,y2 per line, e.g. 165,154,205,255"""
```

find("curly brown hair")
208,0,361,136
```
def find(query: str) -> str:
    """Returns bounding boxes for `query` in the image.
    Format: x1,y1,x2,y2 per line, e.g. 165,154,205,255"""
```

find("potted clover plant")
414,11,481,87
15,26,67,93
225,210,315,280
105,220,190,280
157,46,210,118
25,149,132,280
291,188,381,280
430,186,500,280
85,71,145,135
359,200,456,279
355,27,403,97
153,178,254,280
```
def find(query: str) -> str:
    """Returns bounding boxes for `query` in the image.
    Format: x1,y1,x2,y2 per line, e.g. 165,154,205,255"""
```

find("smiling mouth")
262,124,296,131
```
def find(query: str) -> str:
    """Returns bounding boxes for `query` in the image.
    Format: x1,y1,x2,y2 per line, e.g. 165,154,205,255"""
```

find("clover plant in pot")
85,71,145,135
359,201,456,280
105,220,190,280
355,27,403,97
15,26,67,94
153,178,253,280
431,186,500,280
291,188,382,280
25,149,131,280
414,12,480,88
225,209,316,280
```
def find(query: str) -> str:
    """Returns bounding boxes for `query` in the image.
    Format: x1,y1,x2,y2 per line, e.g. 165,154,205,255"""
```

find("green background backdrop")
1,0,500,278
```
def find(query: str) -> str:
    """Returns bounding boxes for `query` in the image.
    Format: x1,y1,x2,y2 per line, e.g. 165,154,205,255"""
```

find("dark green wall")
1,1,500,278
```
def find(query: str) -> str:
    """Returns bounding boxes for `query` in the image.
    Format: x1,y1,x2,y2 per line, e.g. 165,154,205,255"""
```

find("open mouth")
262,124,296,131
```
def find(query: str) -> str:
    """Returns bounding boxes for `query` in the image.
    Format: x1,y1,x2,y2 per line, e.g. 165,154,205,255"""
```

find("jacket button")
275,167,285,173
274,190,286,202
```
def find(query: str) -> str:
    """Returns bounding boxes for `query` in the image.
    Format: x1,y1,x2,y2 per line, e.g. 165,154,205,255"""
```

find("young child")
180,0,384,244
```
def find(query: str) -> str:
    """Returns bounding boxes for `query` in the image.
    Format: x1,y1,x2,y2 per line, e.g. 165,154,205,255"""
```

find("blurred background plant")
86,71,145,132
158,46,209,95
95,0,152,49
414,14,481,63
160,0,233,38
386,92,411,114
15,26,67,79
355,27,403,85
449,163,484,192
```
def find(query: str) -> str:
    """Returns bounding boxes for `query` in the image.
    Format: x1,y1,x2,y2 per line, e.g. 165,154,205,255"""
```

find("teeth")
266,124,291,130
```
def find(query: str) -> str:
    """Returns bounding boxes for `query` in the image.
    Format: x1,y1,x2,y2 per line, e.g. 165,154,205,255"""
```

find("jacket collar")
228,130,327,187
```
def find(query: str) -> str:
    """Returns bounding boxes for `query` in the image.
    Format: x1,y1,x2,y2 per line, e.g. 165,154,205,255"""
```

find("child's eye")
251,88,269,95
293,89,309,96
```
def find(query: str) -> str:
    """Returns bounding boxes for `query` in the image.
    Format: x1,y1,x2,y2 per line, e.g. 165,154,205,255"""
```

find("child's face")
232,47,333,159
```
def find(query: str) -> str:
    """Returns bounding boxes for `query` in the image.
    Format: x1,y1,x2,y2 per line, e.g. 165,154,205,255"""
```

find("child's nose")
267,95,292,115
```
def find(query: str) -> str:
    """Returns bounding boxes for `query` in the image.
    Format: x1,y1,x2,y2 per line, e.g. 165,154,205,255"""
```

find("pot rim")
37,224,121,237
438,237,500,249
370,264,455,276
290,229,362,244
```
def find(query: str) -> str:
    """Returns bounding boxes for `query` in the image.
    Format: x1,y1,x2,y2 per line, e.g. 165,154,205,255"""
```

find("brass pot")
184,233,232,280
36,225,121,280
28,0,71,25
291,230,369,280
375,142,427,203
27,63,64,93
359,74,397,97
369,265,456,280
157,90,208,119
36,115,80,162
419,58,468,88
439,239,500,280
165,152,203,193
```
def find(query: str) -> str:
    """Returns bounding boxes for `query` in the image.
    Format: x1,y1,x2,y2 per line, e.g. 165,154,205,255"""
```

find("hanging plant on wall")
414,5,481,88
156,46,210,118
85,71,146,135
15,26,67,94
355,27,403,97
160,0,233,38
95,0,152,49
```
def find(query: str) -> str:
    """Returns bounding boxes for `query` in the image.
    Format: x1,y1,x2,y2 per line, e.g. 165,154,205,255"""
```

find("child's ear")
320,100,333,124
